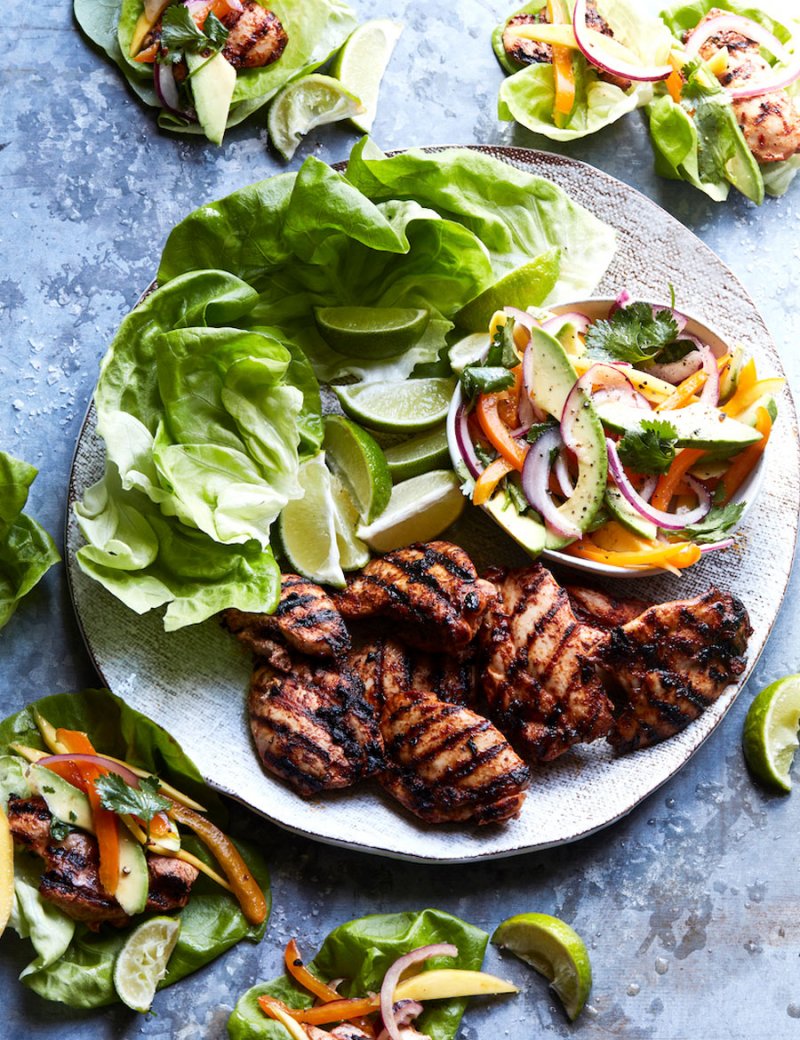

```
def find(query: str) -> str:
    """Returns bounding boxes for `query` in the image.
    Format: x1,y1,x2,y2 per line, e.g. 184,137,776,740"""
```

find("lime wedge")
323,415,392,522
454,248,561,331
330,473,371,571
267,74,364,161
331,19,403,133
448,333,490,375
356,469,464,552
113,915,181,1013
492,913,592,1021
384,426,451,482
279,454,345,587
742,674,800,793
336,378,456,433
315,306,430,359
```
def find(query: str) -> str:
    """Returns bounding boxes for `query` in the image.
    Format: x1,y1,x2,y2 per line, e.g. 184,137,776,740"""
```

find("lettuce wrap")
0,688,271,1008
73,0,357,142
647,1,800,202
228,908,488,1039
496,0,673,141
0,452,60,631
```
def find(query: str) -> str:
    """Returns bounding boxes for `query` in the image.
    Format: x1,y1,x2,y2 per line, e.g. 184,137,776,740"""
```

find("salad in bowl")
447,293,782,576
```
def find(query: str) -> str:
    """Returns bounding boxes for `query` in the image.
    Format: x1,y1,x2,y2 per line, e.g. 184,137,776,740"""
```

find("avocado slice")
718,344,744,404
605,487,657,541
555,320,586,358
527,328,607,549
116,829,149,916
186,51,236,146
28,764,94,833
485,489,546,557
735,393,778,428
596,401,761,455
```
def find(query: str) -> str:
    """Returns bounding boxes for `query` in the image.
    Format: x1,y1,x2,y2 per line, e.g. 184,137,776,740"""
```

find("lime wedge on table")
330,473,371,571
279,454,345,587
742,675,800,793
454,248,561,331
331,19,404,133
384,425,451,482
315,306,429,359
336,378,455,433
493,913,592,1021
267,74,364,161
323,414,392,523
356,469,464,552
113,916,181,1013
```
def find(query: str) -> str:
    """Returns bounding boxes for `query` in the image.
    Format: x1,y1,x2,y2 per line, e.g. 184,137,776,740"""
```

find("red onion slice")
573,0,673,82
554,450,575,498
540,312,591,336
606,439,711,530
455,405,483,480
154,62,194,121
38,753,142,787
377,1001,426,1040
609,290,631,317
521,428,581,539
697,343,720,407
503,306,537,331
699,539,735,554
380,945,457,1040
646,348,703,386
569,364,649,433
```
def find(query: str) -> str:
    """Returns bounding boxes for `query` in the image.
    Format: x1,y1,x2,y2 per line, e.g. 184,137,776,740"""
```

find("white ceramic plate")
66,147,799,863
446,296,768,579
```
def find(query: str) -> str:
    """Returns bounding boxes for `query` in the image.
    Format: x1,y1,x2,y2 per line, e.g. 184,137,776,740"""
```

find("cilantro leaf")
95,772,171,826
586,302,679,364
526,420,558,444
504,474,529,515
678,501,745,544
203,11,229,49
460,365,515,398
160,5,228,63
617,419,678,475
50,817,71,842
487,319,520,369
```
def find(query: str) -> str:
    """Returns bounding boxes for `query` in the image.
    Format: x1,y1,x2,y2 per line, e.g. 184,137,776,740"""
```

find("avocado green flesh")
485,490,546,557
526,329,607,550
718,345,744,404
736,394,778,428
597,401,762,454
28,764,94,833
186,51,236,146
605,487,657,540
116,828,149,916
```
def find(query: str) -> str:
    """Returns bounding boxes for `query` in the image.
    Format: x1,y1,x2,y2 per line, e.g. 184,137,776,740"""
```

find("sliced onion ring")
697,342,720,407
573,0,673,82
377,1001,425,1040
554,450,575,498
154,63,193,121
38,753,142,786
503,305,537,330
521,428,581,540
380,945,457,1040
455,405,482,480
607,439,711,530
699,539,735,554
540,311,591,336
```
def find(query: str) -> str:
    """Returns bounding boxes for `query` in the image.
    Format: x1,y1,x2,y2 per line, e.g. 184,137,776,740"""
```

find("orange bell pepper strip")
721,358,757,415
476,395,527,471
55,728,96,755
666,53,684,103
650,448,706,511
284,940,342,1004
473,457,514,507
548,0,575,128
133,41,158,63
568,538,702,570
720,406,772,504
287,995,381,1025
722,377,785,418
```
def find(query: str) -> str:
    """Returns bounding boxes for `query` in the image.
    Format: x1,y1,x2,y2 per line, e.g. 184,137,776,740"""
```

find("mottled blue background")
2,1,800,1037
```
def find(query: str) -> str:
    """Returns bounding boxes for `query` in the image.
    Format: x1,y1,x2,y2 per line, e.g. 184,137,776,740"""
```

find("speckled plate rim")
65,145,800,863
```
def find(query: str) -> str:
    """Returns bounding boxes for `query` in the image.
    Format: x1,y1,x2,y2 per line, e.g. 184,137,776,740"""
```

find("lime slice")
356,469,464,552
113,915,181,1013
492,913,592,1021
454,248,561,331
330,473,371,571
323,415,392,522
742,674,800,793
267,74,364,161
279,454,345,587
336,378,456,433
331,19,403,133
315,306,430,359
384,426,451,482
448,333,490,375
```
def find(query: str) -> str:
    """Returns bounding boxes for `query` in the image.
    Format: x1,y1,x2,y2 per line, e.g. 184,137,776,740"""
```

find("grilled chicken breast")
221,0,288,70
379,688,530,825
480,565,614,763
565,585,648,631
692,8,800,163
597,588,752,753
347,637,476,711
224,575,350,660
335,542,497,654
7,796,197,925
248,654,383,797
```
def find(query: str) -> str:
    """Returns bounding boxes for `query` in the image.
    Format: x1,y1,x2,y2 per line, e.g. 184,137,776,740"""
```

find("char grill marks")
596,588,752,753
224,574,351,661
248,654,383,798
479,565,614,763
7,796,197,925
334,541,497,653
346,637,476,711
691,8,800,163
220,1,288,70
379,688,530,825
565,585,648,631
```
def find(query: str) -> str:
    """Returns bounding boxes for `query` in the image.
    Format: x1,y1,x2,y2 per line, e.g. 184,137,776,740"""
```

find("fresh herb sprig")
678,501,745,544
617,418,679,475
586,302,679,365
160,5,229,65
95,773,171,834
460,319,519,399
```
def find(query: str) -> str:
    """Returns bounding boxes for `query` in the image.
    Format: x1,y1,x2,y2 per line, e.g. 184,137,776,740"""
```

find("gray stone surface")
2,1,800,1037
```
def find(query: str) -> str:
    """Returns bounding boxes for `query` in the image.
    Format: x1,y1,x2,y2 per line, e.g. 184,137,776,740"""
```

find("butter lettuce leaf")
228,908,488,1040
0,689,271,1008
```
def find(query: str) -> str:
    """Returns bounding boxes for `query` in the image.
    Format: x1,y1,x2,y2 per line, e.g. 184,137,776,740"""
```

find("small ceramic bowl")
446,297,770,578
